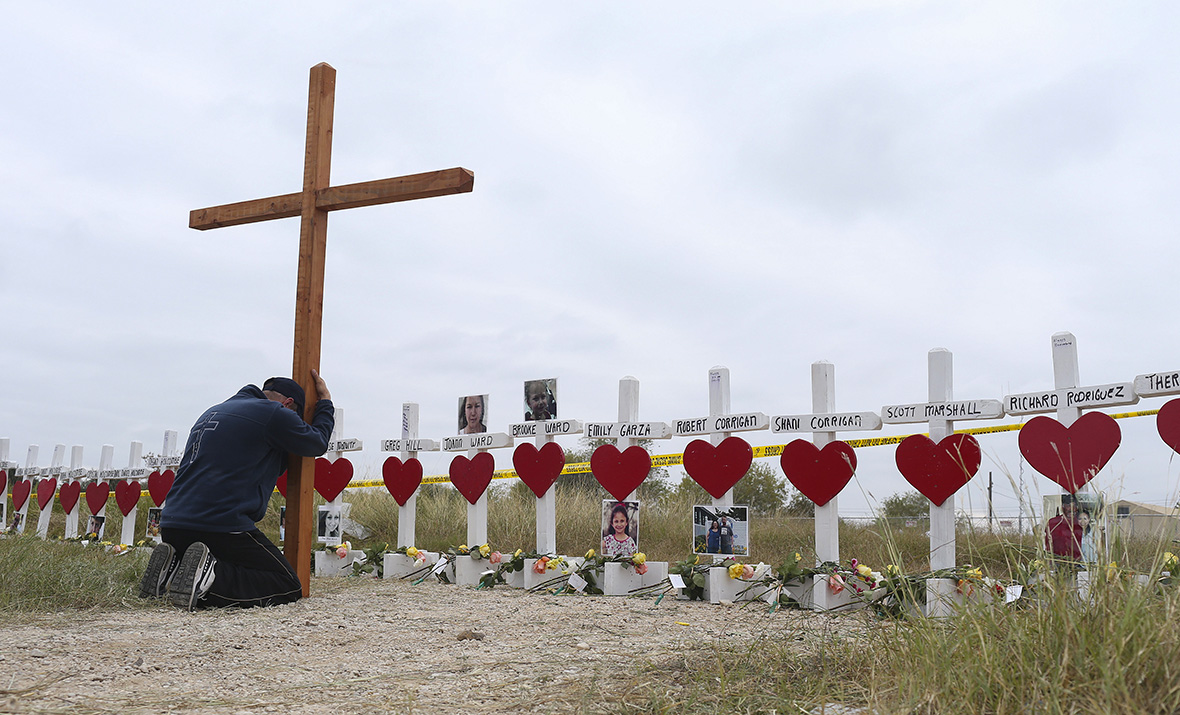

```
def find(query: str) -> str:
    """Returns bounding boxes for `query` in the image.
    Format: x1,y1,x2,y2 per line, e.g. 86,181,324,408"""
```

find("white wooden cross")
672,366,769,509
584,376,674,503
13,445,39,534
0,438,10,526
142,431,181,543
118,442,147,546
442,409,514,547
882,348,1003,617
34,444,66,539
87,444,116,540
773,360,883,610
381,403,440,549
321,408,364,543
63,445,86,539
509,384,583,554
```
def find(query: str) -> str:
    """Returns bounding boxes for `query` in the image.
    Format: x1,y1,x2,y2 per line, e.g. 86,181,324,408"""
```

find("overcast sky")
4,3,1179,519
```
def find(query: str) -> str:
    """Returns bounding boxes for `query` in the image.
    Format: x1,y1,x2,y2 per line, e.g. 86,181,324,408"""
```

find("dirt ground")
0,575,849,714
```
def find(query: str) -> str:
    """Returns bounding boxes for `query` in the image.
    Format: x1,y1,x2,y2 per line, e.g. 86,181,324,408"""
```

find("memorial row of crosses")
8,332,1180,612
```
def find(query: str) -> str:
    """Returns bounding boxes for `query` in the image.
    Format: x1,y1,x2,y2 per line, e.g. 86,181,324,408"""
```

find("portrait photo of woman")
458,394,488,434
318,506,342,543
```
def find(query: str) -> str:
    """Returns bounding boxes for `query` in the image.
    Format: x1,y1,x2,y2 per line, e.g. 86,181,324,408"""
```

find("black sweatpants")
162,527,302,608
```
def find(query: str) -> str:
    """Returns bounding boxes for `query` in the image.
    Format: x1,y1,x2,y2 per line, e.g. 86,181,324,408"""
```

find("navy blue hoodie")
161,385,335,532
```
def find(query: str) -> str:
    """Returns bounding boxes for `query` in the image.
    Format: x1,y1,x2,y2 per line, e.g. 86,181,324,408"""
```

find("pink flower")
335,546,348,559
635,563,649,575
489,551,503,565
741,564,755,579
828,574,845,594
533,557,549,574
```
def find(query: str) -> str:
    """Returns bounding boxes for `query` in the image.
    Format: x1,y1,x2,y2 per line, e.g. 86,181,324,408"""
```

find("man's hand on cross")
311,369,331,402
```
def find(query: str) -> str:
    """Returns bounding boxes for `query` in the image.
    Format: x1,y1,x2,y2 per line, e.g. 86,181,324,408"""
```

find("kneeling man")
139,371,334,610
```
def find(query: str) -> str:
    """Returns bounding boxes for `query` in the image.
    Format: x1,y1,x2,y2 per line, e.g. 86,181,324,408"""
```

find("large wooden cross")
189,62,474,595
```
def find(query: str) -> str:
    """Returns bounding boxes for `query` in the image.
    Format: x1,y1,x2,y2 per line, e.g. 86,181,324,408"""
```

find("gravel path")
0,576,844,714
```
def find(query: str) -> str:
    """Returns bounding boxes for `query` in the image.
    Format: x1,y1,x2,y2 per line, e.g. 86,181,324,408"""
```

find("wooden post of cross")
189,63,474,595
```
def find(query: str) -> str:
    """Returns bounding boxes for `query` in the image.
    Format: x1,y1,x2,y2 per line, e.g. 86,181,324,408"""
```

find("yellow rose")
728,563,744,579
693,555,701,565
968,567,983,580
585,548,596,559
514,549,522,558
856,564,873,579
479,544,491,558
459,544,468,552
405,547,419,558
632,552,646,566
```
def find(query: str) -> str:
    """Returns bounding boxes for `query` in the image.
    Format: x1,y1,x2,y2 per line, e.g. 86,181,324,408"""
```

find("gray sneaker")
168,542,217,611
138,542,179,598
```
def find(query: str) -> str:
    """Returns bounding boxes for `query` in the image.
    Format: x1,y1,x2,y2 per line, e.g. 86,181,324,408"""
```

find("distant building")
1109,500,1180,543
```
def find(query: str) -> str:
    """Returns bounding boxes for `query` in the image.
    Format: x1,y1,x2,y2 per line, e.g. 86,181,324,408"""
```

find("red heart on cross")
512,442,566,498
12,479,32,511
382,456,423,506
1018,412,1121,494
148,469,175,506
449,452,495,505
86,481,110,514
115,480,142,516
0,470,7,500
36,478,58,510
59,481,82,514
779,439,857,507
895,433,981,506
683,437,753,499
591,444,650,502
1156,398,1180,455
314,457,354,502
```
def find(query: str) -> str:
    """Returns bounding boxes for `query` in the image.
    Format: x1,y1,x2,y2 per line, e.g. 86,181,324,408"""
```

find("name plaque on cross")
881,400,1004,423
97,469,120,481
1003,382,1137,415
772,411,882,433
673,412,769,436
509,419,584,438
584,422,672,440
15,467,41,477
144,456,181,468
66,468,88,480
327,438,363,452
119,468,148,479
381,438,440,452
1133,371,1180,397
442,433,513,452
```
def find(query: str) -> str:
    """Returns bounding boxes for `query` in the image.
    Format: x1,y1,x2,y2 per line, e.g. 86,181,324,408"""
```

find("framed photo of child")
601,500,640,557
86,514,106,540
523,378,558,422
693,505,750,556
